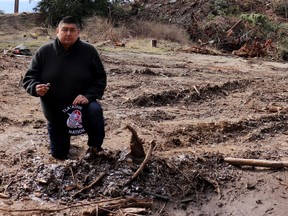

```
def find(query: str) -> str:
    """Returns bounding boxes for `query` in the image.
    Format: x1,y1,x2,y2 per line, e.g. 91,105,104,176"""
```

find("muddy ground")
1,17,288,216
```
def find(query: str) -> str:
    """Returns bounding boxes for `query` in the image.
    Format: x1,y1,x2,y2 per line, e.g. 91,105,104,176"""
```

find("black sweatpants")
47,101,105,159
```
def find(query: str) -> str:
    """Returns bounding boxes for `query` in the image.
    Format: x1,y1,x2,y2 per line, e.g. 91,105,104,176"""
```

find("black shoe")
86,147,113,159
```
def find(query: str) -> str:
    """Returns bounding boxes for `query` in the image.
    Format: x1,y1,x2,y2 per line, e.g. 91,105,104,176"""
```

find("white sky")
0,0,40,13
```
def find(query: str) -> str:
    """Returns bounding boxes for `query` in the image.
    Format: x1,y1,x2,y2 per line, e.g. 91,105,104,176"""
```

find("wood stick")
0,197,122,213
0,193,10,199
226,19,243,37
125,124,146,160
193,85,200,96
142,190,170,201
4,180,13,194
224,157,288,168
85,198,152,216
125,124,143,148
72,172,106,197
125,140,156,185
156,202,167,216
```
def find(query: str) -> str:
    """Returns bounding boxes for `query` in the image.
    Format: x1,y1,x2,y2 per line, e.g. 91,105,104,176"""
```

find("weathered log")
83,198,152,216
0,198,122,214
224,157,288,168
125,124,146,163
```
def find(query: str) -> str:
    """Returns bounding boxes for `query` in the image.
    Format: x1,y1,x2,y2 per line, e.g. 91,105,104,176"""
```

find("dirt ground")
1,15,288,216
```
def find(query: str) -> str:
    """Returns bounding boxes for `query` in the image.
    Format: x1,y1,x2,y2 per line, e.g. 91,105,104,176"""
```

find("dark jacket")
23,38,106,122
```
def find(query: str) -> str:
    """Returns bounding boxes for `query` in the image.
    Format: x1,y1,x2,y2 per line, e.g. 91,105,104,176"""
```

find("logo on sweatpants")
62,105,85,135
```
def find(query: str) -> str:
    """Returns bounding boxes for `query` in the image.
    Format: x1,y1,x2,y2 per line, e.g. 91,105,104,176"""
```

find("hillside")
129,0,288,60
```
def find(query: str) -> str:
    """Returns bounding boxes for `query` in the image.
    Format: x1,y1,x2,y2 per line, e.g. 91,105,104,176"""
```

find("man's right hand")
36,83,50,96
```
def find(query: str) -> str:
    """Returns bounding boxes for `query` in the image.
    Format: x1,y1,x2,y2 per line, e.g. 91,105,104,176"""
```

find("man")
23,16,107,160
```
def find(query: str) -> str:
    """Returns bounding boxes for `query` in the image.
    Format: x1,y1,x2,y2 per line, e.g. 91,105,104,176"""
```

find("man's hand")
36,83,50,96
73,94,89,105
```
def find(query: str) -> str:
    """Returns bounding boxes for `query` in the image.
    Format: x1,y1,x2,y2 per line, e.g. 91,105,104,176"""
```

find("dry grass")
81,17,131,43
128,20,190,44
0,15,190,54
97,38,184,54
81,17,190,45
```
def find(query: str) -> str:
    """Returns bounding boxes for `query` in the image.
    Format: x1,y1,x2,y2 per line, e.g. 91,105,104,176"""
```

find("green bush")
240,13,278,32
240,13,267,25
211,0,239,16
35,0,110,27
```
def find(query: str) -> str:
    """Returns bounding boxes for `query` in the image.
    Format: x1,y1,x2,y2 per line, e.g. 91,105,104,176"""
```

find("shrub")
81,17,190,45
128,20,190,44
81,17,130,43
35,0,110,27
211,0,239,16
240,13,279,32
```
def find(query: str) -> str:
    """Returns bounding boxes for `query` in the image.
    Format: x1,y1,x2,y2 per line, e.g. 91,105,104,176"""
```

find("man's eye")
62,29,76,32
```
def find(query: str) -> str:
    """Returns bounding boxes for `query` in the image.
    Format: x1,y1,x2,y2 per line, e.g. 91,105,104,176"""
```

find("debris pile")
0,142,235,215
232,38,274,58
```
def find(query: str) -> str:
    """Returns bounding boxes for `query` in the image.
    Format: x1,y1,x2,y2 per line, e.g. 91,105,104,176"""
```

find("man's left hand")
73,95,89,105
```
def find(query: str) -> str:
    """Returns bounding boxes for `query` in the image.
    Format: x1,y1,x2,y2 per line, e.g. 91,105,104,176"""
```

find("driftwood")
224,157,288,168
83,197,152,216
72,172,106,197
115,207,147,215
0,198,151,215
125,140,156,185
0,197,122,214
125,124,146,163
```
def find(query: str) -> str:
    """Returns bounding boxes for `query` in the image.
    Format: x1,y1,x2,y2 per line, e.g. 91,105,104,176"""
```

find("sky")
0,0,39,14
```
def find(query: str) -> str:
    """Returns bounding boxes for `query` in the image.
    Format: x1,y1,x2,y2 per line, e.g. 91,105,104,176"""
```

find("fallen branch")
83,197,152,216
193,85,201,96
4,179,14,194
72,172,106,197
0,193,9,199
125,124,146,162
125,140,156,185
142,190,170,201
0,197,122,213
226,19,243,37
224,157,288,168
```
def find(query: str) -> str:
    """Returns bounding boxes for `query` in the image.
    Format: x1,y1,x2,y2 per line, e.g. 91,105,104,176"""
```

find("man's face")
56,23,80,49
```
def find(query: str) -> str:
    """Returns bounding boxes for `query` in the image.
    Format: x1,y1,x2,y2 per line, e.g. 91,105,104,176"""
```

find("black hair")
57,16,80,29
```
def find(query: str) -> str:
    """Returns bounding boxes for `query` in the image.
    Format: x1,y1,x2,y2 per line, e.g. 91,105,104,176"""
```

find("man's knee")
89,101,103,114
